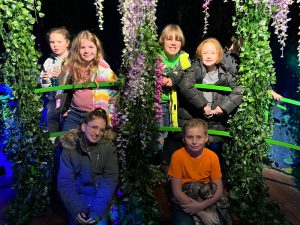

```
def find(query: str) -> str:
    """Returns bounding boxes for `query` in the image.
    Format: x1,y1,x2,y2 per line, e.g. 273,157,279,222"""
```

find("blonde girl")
58,30,117,131
179,37,243,145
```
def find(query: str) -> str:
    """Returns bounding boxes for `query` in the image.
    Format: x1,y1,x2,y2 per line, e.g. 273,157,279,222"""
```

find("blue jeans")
161,102,170,127
63,109,87,131
46,99,61,132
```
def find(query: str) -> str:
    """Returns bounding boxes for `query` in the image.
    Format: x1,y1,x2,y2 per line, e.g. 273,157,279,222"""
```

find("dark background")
37,0,299,99
37,0,235,72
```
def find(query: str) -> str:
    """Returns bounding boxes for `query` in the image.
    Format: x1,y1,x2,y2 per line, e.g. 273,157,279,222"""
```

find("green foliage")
116,19,163,224
223,1,291,224
0,0,54,224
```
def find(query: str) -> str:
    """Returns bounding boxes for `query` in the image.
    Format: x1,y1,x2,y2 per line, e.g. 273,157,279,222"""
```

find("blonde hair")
182,119,208,136
47,27,71,46
196,38,223,64
60,30,104,84
159,24,185,47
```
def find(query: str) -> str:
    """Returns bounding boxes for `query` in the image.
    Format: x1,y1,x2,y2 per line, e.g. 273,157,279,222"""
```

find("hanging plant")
298,18,300,65
202,0,213,36
113,0,163,224
0,0,54,224
94,0,105,30
154,57,164,124
269,0,294,57
223,0,291,224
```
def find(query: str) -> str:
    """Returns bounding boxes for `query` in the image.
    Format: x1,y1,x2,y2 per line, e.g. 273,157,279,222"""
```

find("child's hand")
163,77,173,87
76,211,88,224
271,91,282,101
51,70,60,77
42,71,52,79
85,217,97,224
51,67,61,77
203,105,213,118
181,197,205,215
212,106,223,115
63,111,69,117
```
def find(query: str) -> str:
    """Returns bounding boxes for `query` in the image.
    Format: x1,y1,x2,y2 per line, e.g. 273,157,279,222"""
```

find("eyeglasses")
87,124,106,133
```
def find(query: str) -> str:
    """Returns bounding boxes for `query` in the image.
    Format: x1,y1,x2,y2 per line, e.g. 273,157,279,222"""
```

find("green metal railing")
34,81,120,93
35,82,300,150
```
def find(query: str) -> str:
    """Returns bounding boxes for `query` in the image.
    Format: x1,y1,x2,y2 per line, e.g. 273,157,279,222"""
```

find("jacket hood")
60,128,117,150
60,129,79,150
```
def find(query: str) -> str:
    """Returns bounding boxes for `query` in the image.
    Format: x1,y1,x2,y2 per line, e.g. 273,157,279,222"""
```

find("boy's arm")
181,179,223,215
171,176,192,205
196,179,223,210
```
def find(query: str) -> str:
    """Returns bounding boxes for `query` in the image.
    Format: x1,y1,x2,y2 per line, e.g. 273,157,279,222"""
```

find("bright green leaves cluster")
223,1,290,224
0,0,54,224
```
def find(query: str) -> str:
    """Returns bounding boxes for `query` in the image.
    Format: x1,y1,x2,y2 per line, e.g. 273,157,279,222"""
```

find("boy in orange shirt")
168,118,231,225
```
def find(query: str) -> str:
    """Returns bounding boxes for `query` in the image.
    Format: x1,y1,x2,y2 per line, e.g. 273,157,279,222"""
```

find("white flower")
94,0,104,30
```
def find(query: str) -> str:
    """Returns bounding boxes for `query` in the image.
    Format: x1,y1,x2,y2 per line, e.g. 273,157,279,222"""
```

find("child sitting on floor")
168,118,231,225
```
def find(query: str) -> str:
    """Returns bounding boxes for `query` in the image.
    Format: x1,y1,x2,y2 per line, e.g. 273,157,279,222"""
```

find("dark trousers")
170,202,195,225
63,108,87,131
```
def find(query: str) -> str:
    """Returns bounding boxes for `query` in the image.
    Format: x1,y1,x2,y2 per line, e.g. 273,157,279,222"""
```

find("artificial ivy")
223,1,290,224
0,0,54,224
114,0,163,224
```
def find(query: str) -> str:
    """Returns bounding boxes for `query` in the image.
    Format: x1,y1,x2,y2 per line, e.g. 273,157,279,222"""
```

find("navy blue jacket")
57,129,119,222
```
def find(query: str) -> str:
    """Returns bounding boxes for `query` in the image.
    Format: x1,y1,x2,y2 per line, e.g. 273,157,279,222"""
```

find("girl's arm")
39,59,52,88
57,149,85,220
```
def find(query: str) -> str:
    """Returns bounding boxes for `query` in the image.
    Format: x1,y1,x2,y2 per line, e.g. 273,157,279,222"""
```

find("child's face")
49,32,69,57
201,42,218,68
163,32,182,59
81,117,106,143
183,126,208,155
80,39,97,64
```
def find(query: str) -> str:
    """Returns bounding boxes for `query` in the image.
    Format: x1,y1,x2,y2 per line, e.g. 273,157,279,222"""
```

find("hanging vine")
223,0,290,224
202,0,213,36
0,0,54,224
112,0,163,224
298,0,300,65
270,0,294,57
94,0,105,30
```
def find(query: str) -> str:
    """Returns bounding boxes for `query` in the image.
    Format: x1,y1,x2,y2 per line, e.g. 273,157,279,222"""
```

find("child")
158,24,191,128
40,27,71,132
168,118,231,225
158,25,191,169
58,30,118,131
57,108,119,225
178,37,243,145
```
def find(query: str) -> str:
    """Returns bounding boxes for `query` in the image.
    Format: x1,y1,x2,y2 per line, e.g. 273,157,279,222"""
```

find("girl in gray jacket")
178,38,243,145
